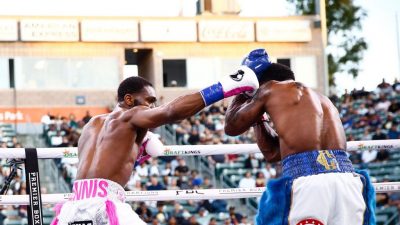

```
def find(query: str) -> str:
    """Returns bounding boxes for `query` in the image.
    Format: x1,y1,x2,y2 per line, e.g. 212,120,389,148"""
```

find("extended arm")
127,93,205,129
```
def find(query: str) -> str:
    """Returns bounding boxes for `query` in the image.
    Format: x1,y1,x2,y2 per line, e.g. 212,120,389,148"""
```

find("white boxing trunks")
255,150,376,225
51,178,146,225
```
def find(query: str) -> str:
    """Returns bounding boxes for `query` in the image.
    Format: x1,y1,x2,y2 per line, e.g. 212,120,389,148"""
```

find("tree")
287,0,367,86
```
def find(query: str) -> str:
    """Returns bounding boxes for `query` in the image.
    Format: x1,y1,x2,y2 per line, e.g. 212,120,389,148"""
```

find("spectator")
175,158,189,176
186,215,201,225
261,163,276,181
372,128,388,140
161,162,173,176
135,202,153,223
189,170,203,187
155,202,169,223
228,206,243,224
135,162,149,177
208,217,217,225
168,216,178,225
147,175,166,191
255,172,266,187
238,171,255,188
82,111,92,124
361,150,377,164
387,125,400,139
196,207,211,225
244,154,260,169
149,159,160,176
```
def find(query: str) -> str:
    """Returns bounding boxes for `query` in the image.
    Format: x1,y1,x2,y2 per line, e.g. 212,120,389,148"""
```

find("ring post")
24,148,44,225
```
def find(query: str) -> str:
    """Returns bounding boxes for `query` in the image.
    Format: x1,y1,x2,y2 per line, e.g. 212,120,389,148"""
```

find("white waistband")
71,178,126,202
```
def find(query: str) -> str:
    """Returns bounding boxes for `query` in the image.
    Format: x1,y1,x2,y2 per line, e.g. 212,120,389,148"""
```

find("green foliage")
287,0,368,86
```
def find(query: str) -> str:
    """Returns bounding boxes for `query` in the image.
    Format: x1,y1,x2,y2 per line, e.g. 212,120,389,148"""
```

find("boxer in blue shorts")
224,49,375,225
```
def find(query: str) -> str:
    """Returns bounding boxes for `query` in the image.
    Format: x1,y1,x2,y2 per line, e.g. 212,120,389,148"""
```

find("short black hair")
258,63,295,84
117,76,153,102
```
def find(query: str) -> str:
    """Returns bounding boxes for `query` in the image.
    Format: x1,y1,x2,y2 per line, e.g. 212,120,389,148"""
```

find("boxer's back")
263,80,346,159
76,109,146,186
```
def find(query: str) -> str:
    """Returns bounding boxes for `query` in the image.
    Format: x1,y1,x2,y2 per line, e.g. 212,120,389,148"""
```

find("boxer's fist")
200,66,259,106
136,131,165,165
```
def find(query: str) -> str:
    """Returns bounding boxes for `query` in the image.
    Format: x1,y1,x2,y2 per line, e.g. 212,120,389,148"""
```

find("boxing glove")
200,66,259,106
136,131,165,165
241,48,272,80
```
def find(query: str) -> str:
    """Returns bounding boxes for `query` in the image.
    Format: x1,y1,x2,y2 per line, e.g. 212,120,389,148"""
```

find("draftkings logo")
63,149,78,158
163,149,201,156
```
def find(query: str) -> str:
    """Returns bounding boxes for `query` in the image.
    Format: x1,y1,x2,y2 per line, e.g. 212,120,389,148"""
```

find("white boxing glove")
136,131,165,165
199,66,259,106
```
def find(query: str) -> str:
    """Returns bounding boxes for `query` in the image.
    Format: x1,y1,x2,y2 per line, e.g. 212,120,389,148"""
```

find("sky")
335,0,400,93
0,0,399,93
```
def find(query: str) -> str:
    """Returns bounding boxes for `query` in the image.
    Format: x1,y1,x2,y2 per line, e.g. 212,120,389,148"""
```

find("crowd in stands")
0,125,29,224
34,78,400,224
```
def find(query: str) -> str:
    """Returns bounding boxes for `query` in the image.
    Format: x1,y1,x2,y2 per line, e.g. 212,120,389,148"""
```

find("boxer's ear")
124,94,134,107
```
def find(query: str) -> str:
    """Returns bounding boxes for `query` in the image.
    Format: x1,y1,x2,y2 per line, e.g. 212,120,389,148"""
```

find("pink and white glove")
136,131,165,165
199,66,259,106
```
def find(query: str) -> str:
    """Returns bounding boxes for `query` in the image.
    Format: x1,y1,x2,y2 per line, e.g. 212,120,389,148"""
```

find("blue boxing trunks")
255,150,376,225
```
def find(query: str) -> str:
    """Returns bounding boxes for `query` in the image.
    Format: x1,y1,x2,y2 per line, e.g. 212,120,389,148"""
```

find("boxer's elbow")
224,123,242,136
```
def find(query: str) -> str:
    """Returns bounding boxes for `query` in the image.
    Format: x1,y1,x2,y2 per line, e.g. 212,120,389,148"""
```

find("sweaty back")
263,81,346,159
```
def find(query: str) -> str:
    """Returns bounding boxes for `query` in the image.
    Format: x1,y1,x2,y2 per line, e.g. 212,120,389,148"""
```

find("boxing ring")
0,139,399,224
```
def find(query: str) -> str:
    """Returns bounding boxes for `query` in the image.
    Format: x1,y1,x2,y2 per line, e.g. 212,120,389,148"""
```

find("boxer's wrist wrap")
200,83,224,106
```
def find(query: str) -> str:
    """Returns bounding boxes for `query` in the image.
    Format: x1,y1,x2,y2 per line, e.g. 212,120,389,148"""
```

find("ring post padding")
24,148,44,225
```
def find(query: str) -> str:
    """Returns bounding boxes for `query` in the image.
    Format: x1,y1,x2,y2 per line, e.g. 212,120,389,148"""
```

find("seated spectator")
135,162,149,177
228,206,243,224
361,150,377,164
208,217,217,225
244,154,260,169
185,215,201,225
388,125,399,139
149,159,160,176
238,171,255,188
161,162,173,176
189,170,203,187
168,216,178,225
255,172,266,187
50,131,63,146
261,163,277,181
201,177,213,189
135,202,153,223
175,158,189,176
376,149,390,162
372,128,388,140
171,202,185,223
239,215,251,225
82,111,92,124
155,202,170,224
147,175,166,191
196,207,211,225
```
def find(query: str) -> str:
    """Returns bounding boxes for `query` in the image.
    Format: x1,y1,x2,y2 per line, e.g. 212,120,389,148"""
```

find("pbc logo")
230,70,244,81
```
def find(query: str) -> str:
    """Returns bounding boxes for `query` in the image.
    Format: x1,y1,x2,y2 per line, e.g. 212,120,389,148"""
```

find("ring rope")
0,182,398,205
0,139,398,158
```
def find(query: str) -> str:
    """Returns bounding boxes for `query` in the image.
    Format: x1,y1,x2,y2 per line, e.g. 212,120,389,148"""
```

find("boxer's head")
117,76,156,109
258,63,295,85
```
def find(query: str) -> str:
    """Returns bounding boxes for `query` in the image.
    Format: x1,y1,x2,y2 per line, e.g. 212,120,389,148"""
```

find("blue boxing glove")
241,48,272,81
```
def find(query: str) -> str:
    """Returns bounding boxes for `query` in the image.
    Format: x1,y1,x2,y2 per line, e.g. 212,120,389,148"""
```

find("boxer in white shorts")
225,49,375,225
51,58,264,224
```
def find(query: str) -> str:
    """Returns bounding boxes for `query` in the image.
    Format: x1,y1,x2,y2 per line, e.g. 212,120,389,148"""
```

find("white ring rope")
0,139,398,158
0,182,398,205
